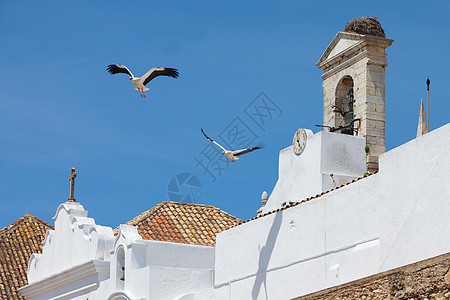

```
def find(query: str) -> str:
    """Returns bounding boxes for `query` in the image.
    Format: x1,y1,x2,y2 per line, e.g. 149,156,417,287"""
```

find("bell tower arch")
316,17,393,173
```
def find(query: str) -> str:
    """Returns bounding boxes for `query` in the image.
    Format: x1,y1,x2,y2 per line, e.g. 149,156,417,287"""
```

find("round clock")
292,128,307,155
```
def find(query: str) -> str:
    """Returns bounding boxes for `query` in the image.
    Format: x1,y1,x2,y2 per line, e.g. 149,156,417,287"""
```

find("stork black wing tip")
106,64,118,74
168,68,179,78
201,128,212,141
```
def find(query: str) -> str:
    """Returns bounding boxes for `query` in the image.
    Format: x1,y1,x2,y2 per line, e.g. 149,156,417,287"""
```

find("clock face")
292,128,307,155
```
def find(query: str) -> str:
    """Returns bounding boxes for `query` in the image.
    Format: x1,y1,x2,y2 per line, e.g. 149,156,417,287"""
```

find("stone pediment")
316,32,364,68
316,32,393,70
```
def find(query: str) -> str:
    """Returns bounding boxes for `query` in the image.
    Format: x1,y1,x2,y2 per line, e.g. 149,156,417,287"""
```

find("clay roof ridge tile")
232,172,375,228
0,213,53,236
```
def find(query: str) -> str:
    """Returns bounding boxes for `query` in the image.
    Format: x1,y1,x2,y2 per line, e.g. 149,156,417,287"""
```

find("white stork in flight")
106,64,179,98
201,129,263,162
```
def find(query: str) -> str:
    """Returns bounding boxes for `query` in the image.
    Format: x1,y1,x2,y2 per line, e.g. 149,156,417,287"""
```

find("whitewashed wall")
263,130,367,213
378,124,450,271
26,202,115,283
20,203,216,300
215,123,450,299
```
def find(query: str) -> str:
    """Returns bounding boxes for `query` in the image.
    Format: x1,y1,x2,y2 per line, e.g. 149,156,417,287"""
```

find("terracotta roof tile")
0,213,53,300
114,201,242,246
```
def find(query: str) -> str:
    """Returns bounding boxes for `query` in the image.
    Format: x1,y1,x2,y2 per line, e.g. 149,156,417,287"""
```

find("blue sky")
1,1,449,229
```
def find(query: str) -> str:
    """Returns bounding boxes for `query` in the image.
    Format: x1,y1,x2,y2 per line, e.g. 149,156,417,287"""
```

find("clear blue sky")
1,1,449,229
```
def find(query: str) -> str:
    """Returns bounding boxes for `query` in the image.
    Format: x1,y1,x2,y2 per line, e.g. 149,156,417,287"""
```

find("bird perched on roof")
201,129,263,162
106,64,179,98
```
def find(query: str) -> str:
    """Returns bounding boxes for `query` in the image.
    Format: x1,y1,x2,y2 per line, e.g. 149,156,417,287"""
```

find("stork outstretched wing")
233,146,263,156
106,64,134,78
201,129,226,152
142,68,179,86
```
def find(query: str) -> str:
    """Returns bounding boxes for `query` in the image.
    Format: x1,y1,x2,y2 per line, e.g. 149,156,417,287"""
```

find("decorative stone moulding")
20,260,110,300
317,32,393,79
26,201,115,283
113,224,143,251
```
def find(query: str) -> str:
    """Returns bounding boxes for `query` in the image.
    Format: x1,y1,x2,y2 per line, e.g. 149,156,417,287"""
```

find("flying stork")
201,129,263,162
106,64,179,98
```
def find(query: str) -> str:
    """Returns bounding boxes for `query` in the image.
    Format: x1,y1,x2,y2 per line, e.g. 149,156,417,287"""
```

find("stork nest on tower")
344,16,385,38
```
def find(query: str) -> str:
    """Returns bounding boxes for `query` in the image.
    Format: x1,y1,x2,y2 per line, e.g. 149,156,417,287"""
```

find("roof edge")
236,172,377,227
0,213,53,234
123,201,242,227
316,31,394,68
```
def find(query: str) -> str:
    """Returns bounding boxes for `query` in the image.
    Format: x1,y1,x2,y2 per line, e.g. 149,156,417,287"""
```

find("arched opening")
334,76,355,135
116,246,125,290
107,291,133,300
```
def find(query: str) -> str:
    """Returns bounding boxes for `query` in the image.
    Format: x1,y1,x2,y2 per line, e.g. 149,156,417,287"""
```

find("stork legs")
138,90,147,99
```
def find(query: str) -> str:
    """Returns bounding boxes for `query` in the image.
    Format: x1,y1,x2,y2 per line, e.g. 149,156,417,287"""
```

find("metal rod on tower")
427,77,430,130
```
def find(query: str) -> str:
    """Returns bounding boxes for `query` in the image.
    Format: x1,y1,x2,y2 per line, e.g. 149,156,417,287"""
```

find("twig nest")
344,16,385,37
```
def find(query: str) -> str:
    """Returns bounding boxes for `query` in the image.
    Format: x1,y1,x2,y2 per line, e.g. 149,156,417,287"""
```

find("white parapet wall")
263,130,367,213
215,123,450,299
377,123,450,271
26,202,116,283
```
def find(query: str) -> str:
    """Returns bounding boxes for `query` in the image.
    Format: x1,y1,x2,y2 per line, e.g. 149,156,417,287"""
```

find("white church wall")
110,226,216,300
215,175,380,299
215,254,337,299
320,131,367,176
147,265,213,300
263,130,367,213
123,240,215,299
20,260,111,300
264,131,322,213
21,203,217,300
26,202,115,283
143,240,215,269
215,123,450,299
377,123,450,271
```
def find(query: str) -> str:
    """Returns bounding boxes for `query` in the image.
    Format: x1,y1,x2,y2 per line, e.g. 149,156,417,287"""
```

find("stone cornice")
19,260,109,299
319,46,392,81
317,32,393,73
